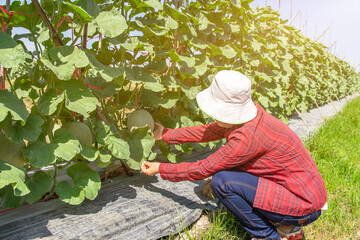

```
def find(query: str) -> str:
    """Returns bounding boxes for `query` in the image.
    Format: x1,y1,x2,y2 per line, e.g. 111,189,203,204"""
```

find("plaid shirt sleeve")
161,122,228,144
159,127,260,182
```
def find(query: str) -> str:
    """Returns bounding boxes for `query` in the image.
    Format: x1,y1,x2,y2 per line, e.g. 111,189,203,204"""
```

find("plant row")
0,0,359,208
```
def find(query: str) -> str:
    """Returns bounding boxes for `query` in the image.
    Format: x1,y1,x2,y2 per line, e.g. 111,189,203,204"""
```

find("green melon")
63,122,92,146
0,134,26,168
127,109,154,132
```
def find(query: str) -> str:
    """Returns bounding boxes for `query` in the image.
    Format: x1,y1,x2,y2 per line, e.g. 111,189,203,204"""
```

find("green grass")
167,96,360,240
198,210,250,240
164,209,250,240
303,96,360,239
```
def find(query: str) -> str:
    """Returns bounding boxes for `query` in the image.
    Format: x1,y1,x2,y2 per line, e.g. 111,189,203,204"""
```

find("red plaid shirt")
159,103,327,216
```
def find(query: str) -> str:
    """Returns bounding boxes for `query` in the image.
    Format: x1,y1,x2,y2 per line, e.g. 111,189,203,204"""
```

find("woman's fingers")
141,161,160,176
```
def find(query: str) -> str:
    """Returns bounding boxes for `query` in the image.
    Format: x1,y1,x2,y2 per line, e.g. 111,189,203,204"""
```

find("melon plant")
0,134,25,168
0,0,359,208
127,109,155,133
62,122,93,146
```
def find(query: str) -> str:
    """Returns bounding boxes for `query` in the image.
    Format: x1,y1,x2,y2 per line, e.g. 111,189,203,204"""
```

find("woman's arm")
158,131,259,182
161,122,228,144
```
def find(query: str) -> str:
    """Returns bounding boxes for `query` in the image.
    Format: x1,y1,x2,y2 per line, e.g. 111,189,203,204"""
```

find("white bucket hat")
196,70,257,124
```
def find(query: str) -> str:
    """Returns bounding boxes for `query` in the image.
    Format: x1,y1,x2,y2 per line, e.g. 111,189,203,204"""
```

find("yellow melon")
63,122,92,146
0,134,26,168
127,109,154,133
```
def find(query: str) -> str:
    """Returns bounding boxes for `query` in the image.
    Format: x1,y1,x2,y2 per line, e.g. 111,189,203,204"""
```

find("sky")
1,0,359,72
250,0,360,72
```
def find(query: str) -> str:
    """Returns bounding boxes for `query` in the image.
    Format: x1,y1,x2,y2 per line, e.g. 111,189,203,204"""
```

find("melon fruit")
62,122,92,146
0,134,26,168
127,109,154,133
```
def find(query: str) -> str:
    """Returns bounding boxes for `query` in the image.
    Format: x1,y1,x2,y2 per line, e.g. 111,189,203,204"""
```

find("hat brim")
196,88,258,124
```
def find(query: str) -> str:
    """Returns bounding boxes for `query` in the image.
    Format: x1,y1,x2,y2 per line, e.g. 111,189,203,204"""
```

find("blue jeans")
211,171,322,240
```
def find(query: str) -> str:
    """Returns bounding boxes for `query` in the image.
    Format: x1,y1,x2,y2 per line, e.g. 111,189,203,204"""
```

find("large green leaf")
42,46,89,81
0,90,29,123
23,141,57,168
0,32,31,68
41,46,89,80
0,160,29,197
126,67,165,92
208,44,223,57
42,57,74,81
197,12,211,30
169,49,196,67
165,16,178,30
63,79,99,118
126,127,155,170
255,71,272,83
0,184,23,208
98,153,112,168
37,89,65,116
181,85,202,100
55,181,85,205
140,89,179,109
125,66,157,83
220,45,237,59
164,3,189,22
144,0,163,10
53,128,81,161
24,171,51,204
160,91,180,109
49,46,89,68
4,114,44,142
163,76,181,88
94,8,128,38
67,162,101,200
85,77,120,99
76,0,100,17
63,1,93,23
80,145,99,161
85,51,124,81
105,134,130,160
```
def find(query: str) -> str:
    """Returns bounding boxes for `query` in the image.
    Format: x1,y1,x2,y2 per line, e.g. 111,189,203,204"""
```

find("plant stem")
31,32,42,60
58,159,74,170
48,98,65,142
49,163,58,197
5,71,18,97
71,24,85,46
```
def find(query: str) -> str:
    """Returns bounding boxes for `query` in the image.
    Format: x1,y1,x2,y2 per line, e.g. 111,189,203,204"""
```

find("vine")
0,0,359,208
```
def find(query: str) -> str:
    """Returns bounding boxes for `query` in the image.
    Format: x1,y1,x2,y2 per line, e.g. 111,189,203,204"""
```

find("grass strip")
304,96,360,239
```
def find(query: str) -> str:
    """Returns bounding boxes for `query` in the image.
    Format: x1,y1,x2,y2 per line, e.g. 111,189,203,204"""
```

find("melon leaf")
93,8,127,38
105,134,130,160
0,90,29,124
0,31,31,68
36,87,66,115
80,145,99,162
53,128,81,161
4,114,45,142
63,79,99,118
55,181,85,205
67,162,101,201
0,185,23,208
23,141,57,168
0,160,29,197
24,171,51,204
126,126,155,170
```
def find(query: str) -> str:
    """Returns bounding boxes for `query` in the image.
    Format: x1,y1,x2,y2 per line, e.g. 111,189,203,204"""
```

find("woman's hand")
153,122,164,141
141,161,160,176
